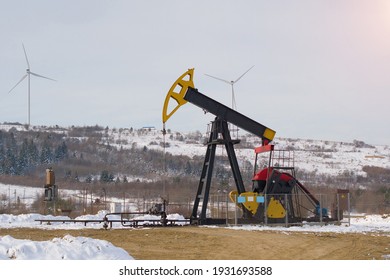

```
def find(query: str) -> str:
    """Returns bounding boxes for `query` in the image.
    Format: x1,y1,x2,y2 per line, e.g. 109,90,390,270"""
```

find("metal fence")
100,190,351,227
162,192,351,227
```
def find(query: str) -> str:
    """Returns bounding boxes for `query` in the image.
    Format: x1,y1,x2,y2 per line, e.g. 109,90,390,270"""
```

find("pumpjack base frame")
191,117,253,225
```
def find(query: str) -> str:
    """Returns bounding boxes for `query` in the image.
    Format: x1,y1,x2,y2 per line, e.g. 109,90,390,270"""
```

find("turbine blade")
204,73,231,84
29,71,56,81
234,65,255,83
22,43,30,69
8,74,28,93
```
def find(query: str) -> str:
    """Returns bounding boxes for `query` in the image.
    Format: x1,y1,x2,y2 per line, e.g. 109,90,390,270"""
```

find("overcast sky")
1,1,389,145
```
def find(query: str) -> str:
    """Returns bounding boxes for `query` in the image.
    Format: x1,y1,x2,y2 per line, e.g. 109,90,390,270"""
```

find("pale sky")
1,1,389,144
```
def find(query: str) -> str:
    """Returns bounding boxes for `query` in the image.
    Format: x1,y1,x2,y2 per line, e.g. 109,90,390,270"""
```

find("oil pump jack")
162,69,328,225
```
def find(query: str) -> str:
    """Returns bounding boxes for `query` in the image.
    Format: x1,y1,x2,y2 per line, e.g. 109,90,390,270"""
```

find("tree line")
0,130,68,175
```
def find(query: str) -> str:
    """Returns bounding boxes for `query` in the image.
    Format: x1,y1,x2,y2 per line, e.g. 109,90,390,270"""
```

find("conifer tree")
28,139,39,166
18,139,29,173
40,141,53,164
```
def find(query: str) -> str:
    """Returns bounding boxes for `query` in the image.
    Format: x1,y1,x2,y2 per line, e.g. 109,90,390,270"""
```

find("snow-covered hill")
1,123,390,178
102,127,390,178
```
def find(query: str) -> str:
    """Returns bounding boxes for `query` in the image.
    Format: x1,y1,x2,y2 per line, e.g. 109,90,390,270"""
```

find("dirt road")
0,226,389,260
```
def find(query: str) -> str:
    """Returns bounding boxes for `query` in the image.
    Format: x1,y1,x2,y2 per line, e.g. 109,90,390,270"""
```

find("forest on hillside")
0,124,389,215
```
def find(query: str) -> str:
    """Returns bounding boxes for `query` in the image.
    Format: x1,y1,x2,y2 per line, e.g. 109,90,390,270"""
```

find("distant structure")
141,126,156,131
44,167,58,202
8,44,56,127
205,66,255,138
205,65,254,110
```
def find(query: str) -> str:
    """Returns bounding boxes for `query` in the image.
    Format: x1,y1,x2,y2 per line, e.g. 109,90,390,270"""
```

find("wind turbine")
8,44,56,127
205,65,254,110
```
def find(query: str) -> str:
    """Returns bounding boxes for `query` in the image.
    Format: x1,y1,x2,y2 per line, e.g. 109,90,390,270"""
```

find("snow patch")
0,234,133,260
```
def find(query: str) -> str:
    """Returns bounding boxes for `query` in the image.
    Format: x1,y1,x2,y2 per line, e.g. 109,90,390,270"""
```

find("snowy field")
0,210,389,260
1,181,390,260
0,211,136,260
0,183,81,209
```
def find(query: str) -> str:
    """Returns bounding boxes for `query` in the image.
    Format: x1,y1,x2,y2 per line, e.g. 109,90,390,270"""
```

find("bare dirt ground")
0,226,389,260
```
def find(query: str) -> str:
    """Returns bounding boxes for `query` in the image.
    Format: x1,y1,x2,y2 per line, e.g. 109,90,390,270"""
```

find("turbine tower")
8,44,56,127
205,65,254,110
